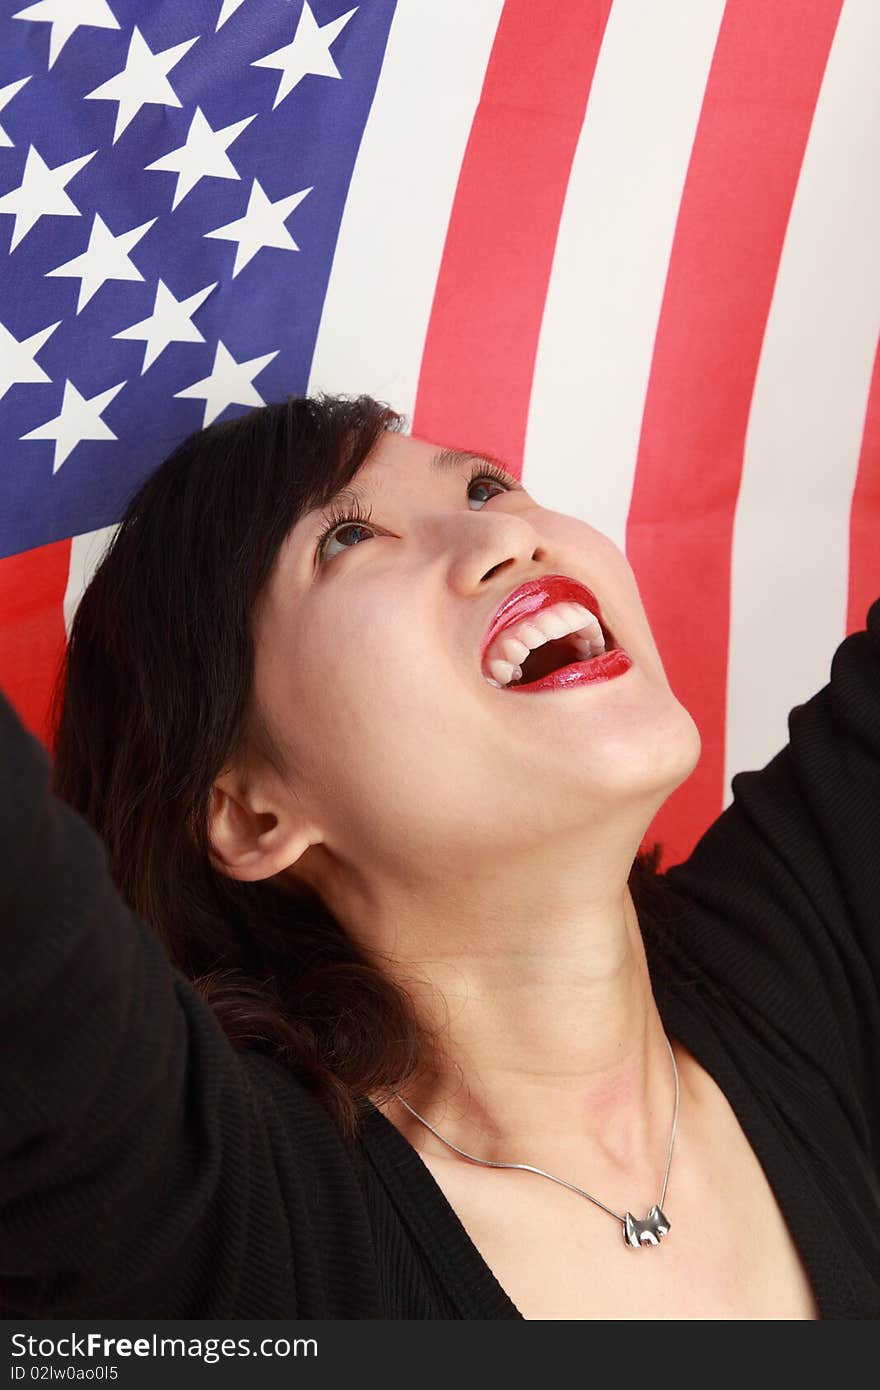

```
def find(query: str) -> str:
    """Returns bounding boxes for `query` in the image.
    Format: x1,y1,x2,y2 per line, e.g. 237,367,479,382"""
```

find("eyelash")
315,461,521,562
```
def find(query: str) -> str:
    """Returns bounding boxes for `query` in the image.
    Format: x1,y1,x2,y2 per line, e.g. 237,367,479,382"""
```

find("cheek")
547,516,658,644
546,512,623,573
289,601,453,781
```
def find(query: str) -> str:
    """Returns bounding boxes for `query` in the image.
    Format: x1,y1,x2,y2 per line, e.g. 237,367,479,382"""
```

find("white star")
251,1,357,110
113,278,217,373
0,144,96,252
216,0,251,29
204,178,311,277
145,107,256,211
0,317,60,402
84,25,198,144
20,377,126,474
45,212,156,313
0,75,30,148
13,0,120,71
174,340,278,427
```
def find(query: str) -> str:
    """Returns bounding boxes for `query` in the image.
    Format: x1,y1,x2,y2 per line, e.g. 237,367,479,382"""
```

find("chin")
605,702,702,805
658,707,703,798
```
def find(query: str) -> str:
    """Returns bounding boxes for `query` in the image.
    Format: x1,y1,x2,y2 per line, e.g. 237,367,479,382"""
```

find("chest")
420,1153,819,1319
417,1084,820,1320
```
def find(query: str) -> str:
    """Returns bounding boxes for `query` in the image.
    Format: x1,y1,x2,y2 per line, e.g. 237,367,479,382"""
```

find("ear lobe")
208,779,321,883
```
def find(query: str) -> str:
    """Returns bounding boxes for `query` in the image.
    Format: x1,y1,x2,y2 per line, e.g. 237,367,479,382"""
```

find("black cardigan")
1,600,879,1319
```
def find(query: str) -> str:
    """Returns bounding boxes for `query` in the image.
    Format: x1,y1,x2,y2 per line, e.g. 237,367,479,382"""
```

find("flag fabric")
0,0,878,868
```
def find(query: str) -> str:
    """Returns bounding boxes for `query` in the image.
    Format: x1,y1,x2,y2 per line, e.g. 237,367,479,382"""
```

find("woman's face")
249,430,700,907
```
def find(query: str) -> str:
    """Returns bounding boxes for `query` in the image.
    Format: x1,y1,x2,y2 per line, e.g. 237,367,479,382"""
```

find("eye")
315,462,521,563
314,498,376,564
466,461,519,507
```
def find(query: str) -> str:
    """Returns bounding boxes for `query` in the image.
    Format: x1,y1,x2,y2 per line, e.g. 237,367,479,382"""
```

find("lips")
480,573,615,669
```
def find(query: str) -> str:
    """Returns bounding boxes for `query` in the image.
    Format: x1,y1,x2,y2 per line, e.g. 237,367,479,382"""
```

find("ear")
208,767,323,883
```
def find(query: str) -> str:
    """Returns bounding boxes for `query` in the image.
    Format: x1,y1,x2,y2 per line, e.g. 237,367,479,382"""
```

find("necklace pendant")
623,1205,670,1248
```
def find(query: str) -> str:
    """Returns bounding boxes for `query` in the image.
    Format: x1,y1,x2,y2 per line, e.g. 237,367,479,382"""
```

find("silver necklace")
390,1033,679,1249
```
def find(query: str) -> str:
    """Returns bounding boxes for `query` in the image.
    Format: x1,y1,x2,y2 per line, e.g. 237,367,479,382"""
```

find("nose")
446,509,549,592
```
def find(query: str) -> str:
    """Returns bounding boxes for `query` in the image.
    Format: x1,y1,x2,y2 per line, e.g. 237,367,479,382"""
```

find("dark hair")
48,392,668,1141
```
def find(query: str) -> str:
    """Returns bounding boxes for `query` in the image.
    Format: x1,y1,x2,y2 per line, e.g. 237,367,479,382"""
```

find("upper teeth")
483,601,606,687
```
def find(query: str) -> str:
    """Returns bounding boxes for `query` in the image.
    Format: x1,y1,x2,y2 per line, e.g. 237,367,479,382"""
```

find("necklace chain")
389,1033,680,1240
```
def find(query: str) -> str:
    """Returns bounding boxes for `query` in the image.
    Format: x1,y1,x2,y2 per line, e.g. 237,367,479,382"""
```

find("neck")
335,848,680,1191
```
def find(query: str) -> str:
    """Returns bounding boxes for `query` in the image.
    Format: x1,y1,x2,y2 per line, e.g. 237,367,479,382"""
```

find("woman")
2,392,878,1319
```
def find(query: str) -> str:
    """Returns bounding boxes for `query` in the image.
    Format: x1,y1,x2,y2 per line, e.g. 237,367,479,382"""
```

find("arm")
662,596,880,1141
0,685,299,1317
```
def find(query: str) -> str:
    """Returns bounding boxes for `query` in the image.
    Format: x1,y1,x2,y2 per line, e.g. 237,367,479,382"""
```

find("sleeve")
0,684,303,1318
661,595,880,1150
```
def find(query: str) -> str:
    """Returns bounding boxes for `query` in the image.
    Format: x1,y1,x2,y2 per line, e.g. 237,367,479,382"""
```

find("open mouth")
512,622,618,686
479,575,626,691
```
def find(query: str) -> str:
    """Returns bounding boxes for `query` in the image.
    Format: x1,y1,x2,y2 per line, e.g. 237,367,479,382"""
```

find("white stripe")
524,0,726,549
726,0,880,801
307,0,504,425
64,525,117,637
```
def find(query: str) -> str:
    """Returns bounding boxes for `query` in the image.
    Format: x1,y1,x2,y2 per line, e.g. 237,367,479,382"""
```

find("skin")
208,430,703,1206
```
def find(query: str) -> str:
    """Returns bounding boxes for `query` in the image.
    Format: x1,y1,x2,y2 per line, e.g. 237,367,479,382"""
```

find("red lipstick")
481,574,632,693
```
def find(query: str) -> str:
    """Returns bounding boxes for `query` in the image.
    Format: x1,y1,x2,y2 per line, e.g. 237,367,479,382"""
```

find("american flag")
0,0,878,868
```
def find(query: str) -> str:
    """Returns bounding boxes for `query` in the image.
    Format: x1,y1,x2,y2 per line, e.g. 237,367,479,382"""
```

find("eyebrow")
307,446,513,520
430,446,508,475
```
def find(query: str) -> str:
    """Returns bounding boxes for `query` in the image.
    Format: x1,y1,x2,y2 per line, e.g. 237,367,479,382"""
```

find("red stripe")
626,0,844,869
412,0,612,467
0,538,71,752
847,335,880,638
